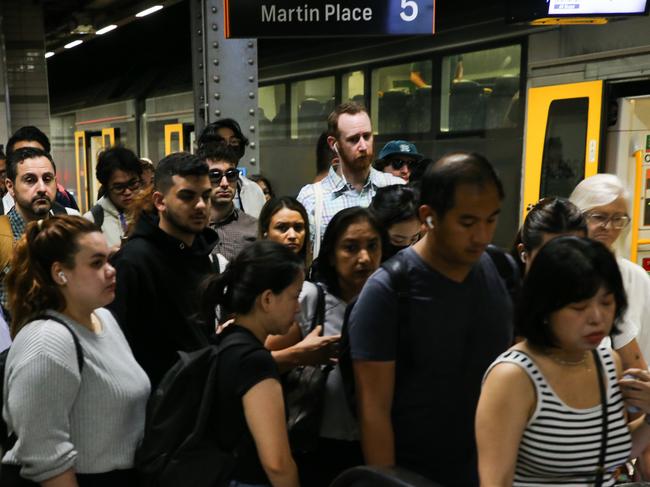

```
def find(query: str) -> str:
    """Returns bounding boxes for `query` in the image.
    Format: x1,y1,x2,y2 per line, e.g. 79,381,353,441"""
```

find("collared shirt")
297,165,404,245
210,207,258,262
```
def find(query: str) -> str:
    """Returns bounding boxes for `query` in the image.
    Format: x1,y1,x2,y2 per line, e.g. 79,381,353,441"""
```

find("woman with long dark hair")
267,207,384,487
1,215,150,486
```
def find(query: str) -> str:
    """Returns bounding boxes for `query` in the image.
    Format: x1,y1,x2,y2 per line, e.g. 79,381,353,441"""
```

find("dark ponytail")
201,240,304,323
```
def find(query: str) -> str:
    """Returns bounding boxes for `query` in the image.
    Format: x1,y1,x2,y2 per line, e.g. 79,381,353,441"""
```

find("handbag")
284,283,333,454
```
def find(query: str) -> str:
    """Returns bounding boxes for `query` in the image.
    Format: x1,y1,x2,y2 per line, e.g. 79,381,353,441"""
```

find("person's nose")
106,262,116,279
35,178,48,193
473,222,493,246
195,197,208,211
358,138,368,152
587,303,605,326
357,248,370,264
219,176,230,188
286,228,297,241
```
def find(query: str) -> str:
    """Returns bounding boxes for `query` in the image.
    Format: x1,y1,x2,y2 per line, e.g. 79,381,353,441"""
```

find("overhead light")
96,24,117,35
64,40,83,49
135,5,163,17
45,51,55,58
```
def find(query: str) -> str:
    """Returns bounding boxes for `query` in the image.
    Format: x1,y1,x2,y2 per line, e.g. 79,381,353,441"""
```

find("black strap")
593,348,607,487
32,313,84,373
90,204,105,228
309,283,326,335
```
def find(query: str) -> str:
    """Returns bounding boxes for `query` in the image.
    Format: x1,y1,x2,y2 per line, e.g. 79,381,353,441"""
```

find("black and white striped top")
487,347,631,486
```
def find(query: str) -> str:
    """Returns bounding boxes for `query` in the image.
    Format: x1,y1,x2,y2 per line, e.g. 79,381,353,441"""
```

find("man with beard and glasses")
108,152,218,387
197,142,257,262
0,147,79,312
297,102,403,258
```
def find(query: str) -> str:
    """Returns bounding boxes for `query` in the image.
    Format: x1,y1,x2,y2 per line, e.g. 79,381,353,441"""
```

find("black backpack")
338,245,520,417
90,204,105,228
135,333,258,487
0,314,84,450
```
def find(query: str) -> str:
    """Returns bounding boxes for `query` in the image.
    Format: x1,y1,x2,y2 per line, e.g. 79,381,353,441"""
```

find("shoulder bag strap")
33,313,84,373
593,348,608,487
309,283,326,336
312,182,324,260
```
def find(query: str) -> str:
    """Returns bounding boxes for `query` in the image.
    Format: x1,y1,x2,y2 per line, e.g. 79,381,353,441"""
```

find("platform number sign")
224,0,436,38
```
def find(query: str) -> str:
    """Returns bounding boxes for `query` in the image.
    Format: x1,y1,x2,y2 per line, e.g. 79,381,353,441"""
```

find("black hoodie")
108,213,219,388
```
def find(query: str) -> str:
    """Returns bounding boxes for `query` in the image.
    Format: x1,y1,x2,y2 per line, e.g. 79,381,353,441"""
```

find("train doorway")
522,80,604,220
74,127,120,213
163,123,194,156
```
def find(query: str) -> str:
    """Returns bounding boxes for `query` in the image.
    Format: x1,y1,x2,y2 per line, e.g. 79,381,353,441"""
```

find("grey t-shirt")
348,248,512,486
3,308,151,482
298,281,358,441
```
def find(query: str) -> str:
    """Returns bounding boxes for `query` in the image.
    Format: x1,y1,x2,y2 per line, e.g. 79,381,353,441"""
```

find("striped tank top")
487,347,631,486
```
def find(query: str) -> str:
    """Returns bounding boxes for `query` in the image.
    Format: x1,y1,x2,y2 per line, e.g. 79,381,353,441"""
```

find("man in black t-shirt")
349,152,513,487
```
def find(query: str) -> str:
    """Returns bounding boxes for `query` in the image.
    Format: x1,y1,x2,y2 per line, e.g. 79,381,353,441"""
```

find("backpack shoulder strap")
381,253,410,299
32,313,84,373
485,244,521,297
51,202,68,216
0,215,13,273
90,204,104,228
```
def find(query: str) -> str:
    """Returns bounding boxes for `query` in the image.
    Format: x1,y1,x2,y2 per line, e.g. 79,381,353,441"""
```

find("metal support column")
190,0,260,174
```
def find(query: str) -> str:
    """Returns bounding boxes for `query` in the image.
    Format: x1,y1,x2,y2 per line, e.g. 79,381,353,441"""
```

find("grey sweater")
2,308,150,482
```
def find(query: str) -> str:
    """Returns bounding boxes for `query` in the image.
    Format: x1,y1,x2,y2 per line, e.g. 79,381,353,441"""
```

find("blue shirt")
348,248,513,486
297,165,403,245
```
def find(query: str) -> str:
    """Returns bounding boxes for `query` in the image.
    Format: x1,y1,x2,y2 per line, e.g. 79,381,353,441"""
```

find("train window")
343,70,365,105
290,76,335,139
371,61,431,135
440,45,521,133
259,84,287,139
539,98,589,199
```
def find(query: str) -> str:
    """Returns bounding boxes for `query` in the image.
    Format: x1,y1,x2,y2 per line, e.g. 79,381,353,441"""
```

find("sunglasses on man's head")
388,159,419,170
209,168,239,183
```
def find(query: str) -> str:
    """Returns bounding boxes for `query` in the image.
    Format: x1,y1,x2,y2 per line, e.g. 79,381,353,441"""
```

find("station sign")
224,0,436,38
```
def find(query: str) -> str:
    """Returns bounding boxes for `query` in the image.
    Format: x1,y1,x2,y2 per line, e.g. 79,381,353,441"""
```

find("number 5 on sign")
400,0,419,21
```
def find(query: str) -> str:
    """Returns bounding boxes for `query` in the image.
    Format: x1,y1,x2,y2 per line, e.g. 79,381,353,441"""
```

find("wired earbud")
426,216,434,229
58,271,67,284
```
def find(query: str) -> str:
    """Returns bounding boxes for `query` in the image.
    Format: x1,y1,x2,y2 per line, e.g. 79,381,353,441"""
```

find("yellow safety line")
631,150,643,263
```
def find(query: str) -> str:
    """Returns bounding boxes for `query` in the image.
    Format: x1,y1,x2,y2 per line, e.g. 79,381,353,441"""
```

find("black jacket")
108,213,219,388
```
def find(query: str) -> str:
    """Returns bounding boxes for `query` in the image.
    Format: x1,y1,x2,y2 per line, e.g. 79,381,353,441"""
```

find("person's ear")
5,178,15,198
259,289,274,313
418,205,437,231
327,136,339,155
152,191,165,213
516,243,527,263
51,262,66,286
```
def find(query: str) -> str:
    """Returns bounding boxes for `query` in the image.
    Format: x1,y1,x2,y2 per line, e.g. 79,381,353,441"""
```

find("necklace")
546,351,588,367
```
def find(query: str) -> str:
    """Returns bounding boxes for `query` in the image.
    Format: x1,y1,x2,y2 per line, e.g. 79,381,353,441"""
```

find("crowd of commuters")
0,100,649,487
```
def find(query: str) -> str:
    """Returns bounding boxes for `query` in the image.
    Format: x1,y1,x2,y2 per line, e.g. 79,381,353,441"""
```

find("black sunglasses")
209,168,239,183
388,159,419,170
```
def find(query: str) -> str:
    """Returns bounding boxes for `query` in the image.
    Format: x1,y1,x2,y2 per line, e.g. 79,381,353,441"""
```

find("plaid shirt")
0,207,27,309
297,166,404,245
210,207,258,262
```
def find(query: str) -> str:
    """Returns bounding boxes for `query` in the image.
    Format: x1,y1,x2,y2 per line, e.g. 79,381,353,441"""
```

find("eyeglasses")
110,178,141,195
209,168,239,184
584,212,631,229
388,159,419,171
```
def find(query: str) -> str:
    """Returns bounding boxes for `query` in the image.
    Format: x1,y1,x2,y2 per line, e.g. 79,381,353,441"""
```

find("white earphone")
332,142,340,156
426,216,434,229
58,271,67,284
519,251,527,263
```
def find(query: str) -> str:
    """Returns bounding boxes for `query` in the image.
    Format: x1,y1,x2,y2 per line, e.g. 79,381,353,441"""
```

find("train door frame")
521,80,604,221
74,127,120,213
164,123,194,155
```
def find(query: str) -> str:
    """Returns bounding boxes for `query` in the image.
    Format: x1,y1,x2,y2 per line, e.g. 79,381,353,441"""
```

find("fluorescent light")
44,51,54,58
135,5,163,17
95,24,117,35
64,40,83,49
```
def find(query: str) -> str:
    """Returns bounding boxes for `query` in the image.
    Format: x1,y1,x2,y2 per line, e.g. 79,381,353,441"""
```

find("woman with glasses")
369,184,421,261
570,175,650,366
84,146,143,249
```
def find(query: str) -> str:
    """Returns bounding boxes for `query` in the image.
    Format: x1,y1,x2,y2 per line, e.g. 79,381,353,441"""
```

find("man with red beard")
297,102,403,258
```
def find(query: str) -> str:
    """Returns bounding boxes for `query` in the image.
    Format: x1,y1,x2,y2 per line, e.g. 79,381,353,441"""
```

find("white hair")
568,174,629,213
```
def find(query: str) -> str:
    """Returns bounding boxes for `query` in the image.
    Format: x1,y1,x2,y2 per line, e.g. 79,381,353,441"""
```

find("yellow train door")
522,80,604,220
